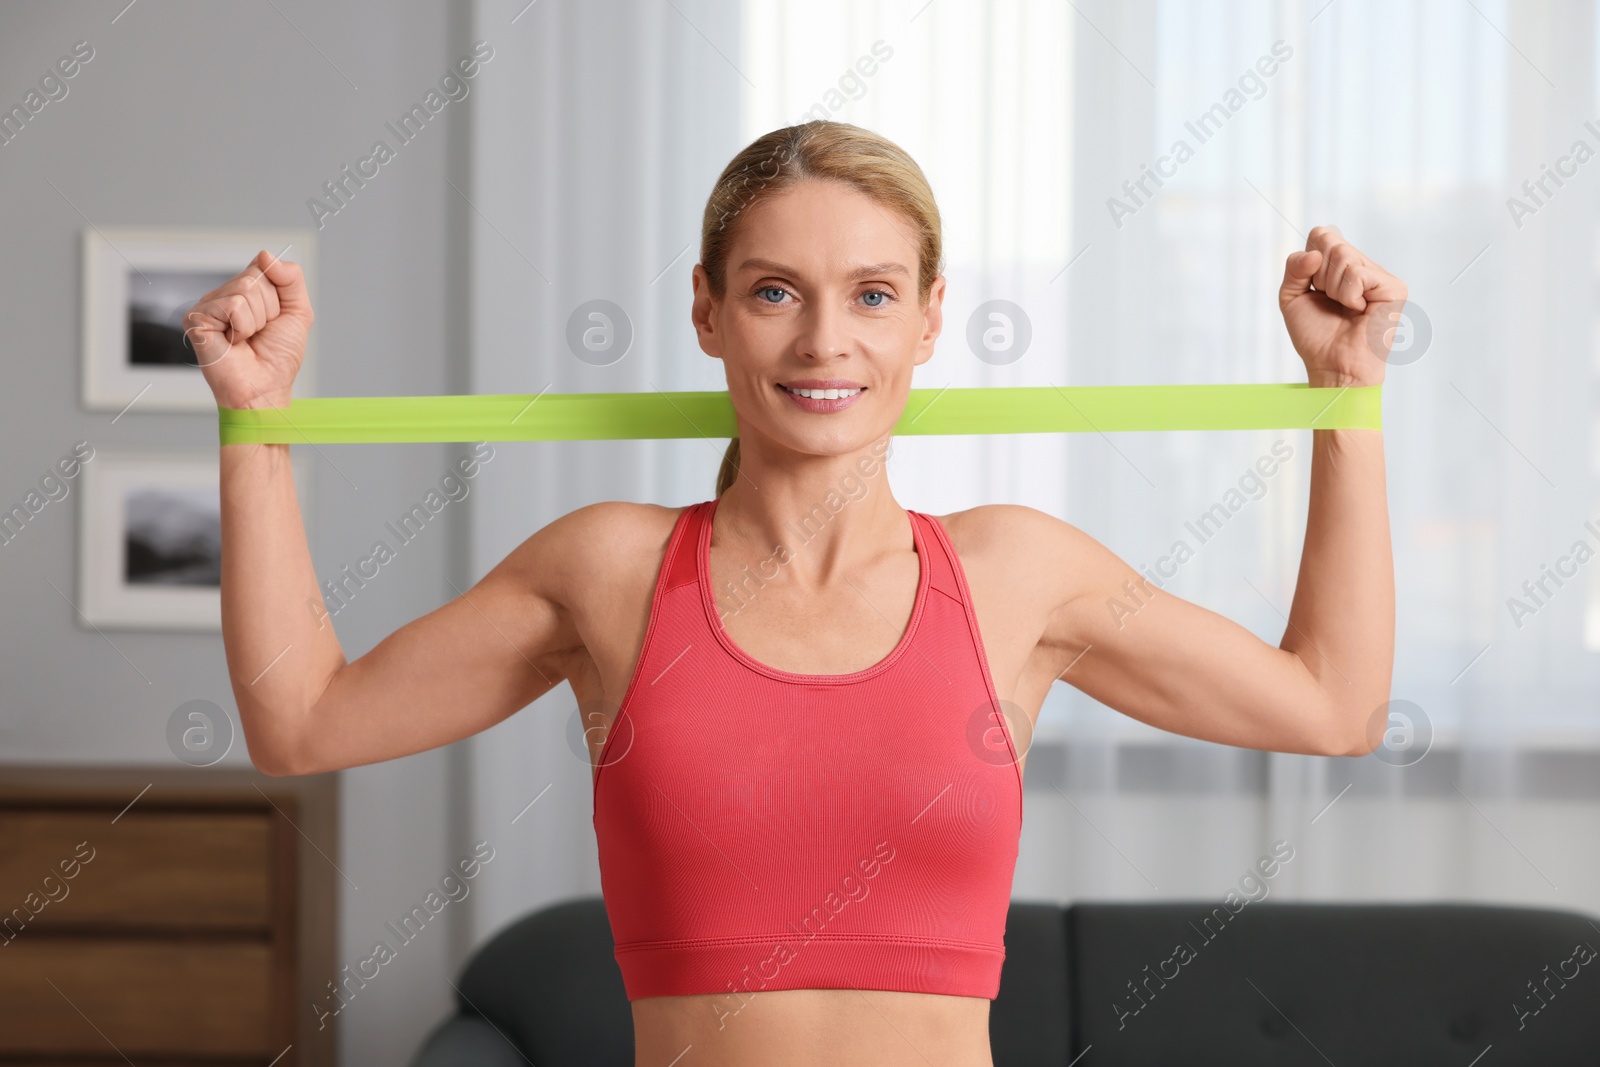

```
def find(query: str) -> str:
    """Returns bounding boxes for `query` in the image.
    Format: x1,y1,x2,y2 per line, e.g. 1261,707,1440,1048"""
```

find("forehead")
730,179,919,277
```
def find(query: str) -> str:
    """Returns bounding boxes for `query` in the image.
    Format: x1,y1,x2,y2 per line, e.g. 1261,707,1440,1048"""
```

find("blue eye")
758,286,787,303
862,290,887,307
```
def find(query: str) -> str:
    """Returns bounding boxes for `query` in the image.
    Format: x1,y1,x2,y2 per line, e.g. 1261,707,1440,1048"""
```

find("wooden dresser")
0,767,337,1066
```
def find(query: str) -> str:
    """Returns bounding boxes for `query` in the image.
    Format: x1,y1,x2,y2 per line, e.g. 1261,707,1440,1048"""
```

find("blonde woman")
189,120,1398,1066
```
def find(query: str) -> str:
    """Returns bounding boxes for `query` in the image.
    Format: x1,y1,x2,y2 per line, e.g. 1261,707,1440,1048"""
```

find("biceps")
1047,580,1335,754
304,577,573,772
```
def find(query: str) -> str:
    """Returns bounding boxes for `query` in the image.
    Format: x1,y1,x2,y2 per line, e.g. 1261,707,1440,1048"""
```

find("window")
741,0,1599,743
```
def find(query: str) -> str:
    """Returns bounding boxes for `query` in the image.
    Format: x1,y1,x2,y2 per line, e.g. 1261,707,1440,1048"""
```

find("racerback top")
591,497,1025,1002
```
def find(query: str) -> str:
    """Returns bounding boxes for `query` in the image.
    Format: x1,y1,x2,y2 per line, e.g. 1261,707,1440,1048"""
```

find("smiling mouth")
778,384,865,399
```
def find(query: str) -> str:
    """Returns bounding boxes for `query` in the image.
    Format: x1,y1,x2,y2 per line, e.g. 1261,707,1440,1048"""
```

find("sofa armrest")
409,1014,530,1067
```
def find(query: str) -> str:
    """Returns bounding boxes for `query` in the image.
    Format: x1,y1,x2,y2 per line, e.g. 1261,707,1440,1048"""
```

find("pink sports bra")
592,498,1024,1002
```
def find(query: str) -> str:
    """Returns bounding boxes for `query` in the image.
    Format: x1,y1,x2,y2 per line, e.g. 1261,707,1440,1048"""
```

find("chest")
591,584,1025,906
711,546,923,677
570,507,1048,785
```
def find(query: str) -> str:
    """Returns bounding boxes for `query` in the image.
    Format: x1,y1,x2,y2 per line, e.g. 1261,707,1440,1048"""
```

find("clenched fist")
1279,225,1407,389
183,249,313,411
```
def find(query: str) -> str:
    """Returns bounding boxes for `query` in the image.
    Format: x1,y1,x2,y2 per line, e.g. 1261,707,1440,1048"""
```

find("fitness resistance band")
216,384,1380,445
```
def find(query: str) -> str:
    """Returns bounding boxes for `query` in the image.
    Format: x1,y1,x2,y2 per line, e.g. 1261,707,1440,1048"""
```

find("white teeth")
785,386,861,399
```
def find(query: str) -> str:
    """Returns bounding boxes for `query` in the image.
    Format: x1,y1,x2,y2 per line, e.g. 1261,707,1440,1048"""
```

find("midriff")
630,987,995,1067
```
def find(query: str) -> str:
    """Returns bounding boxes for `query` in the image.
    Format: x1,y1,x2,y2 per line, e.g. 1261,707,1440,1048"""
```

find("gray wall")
0,1,477,1060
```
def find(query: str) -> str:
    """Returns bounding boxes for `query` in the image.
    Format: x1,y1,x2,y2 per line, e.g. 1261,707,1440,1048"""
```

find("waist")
631,986,995,1067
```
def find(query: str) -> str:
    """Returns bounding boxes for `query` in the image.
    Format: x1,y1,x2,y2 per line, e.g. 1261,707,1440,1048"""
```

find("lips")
776,380,866,412
780,383,863,399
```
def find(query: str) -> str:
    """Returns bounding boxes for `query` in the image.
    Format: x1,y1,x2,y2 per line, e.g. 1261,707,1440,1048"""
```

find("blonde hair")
699,120,943,497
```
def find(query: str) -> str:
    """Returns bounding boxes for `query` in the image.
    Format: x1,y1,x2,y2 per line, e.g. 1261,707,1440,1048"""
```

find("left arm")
1273,225,1397,747
1022,225,1398,756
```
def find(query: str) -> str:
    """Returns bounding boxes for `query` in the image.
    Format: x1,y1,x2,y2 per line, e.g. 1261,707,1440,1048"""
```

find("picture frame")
80,226,317,412
77,448,312,631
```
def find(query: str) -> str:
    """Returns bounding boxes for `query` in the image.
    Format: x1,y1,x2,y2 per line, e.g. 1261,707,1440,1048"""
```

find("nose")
795,297,851,363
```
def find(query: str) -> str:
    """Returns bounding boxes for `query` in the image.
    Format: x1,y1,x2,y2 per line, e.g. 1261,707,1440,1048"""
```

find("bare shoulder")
540,499,685,560
929,503,1110,610
498,500,687,597
931,503,1088,564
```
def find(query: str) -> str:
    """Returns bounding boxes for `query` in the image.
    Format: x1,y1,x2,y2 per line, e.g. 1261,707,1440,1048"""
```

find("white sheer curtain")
459,0,1600,948
737,0,1600,914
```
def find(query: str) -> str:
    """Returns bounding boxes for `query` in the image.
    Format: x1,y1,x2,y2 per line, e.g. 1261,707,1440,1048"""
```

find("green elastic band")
216,384,1381,444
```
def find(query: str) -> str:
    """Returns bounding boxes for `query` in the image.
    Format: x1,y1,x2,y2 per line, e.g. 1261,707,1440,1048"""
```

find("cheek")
869,309,925,358
726,314,789,362
714,329,780,392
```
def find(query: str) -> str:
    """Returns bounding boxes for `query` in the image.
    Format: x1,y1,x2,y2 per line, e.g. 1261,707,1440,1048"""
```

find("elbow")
1331,731,1380,758
1320,704,1382,757
237,685,331,776
249,743,305,777
242,719,315,777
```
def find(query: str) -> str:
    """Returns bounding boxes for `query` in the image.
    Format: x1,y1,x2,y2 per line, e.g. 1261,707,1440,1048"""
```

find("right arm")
191,252,584,776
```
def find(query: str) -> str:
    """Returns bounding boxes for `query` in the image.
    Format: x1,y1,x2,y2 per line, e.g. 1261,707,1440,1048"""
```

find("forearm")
1282,425,1394,742
220,442,347,771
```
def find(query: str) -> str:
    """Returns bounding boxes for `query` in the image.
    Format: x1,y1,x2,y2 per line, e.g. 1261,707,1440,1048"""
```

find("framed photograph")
81,226,317,412
78,449,312,631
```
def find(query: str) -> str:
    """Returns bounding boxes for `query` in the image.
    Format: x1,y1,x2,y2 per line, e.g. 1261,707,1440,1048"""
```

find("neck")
713,431,904,588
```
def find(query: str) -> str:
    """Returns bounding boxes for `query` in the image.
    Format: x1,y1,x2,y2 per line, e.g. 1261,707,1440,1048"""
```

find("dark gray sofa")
411,896,1600,1065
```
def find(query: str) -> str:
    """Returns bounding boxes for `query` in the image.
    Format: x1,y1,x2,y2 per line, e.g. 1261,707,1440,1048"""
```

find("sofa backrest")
443,897,1600,1066
991,902,1071,1064
1066,901,1600,1066
455,897,634,1065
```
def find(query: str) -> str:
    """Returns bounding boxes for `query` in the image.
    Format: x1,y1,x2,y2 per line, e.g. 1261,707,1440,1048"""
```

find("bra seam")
614,932,1003,953
592,503,698,806
919,512,1027,825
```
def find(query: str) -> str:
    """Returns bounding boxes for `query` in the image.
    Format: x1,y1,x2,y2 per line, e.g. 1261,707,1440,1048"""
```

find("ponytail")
715,438,740,496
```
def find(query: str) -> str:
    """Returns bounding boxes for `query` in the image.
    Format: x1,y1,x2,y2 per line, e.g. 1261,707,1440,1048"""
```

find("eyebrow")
735,257,911,282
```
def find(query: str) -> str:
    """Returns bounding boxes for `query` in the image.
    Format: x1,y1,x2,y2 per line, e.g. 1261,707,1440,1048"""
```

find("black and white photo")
81,227,316,411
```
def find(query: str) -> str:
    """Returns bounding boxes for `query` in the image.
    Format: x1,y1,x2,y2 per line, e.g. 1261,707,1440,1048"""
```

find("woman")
189,120,1397,1066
